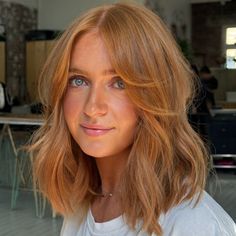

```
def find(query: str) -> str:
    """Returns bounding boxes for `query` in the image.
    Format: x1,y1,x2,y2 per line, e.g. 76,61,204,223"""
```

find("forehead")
71,32,108,60
70,32,113,74
73,31,102,49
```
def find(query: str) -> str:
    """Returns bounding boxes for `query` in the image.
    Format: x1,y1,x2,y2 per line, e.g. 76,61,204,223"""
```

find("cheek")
63,97,72,121
114,99,138,131
63,92,81,122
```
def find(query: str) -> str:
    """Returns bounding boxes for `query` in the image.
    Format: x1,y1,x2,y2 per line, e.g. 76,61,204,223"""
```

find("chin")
80,146,112,158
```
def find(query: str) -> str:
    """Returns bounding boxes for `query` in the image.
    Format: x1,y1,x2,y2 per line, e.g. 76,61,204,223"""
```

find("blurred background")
0,0,236,235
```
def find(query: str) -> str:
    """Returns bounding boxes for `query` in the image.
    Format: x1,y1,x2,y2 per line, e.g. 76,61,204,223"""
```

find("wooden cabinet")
0,41,5,84
26,40,55,102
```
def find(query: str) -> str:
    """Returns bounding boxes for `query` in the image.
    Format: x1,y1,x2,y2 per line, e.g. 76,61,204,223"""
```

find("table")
0,113,45,217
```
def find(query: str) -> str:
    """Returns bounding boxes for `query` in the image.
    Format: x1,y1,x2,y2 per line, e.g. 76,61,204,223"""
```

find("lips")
80,123,114,137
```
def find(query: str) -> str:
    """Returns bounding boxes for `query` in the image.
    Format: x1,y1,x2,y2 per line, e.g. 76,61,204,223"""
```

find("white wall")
38,0,145,30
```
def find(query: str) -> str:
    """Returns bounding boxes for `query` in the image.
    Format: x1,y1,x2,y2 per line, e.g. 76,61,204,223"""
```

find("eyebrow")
69,67,117,76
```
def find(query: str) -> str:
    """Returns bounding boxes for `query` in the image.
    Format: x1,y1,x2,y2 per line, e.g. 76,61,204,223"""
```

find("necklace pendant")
101,192,113,197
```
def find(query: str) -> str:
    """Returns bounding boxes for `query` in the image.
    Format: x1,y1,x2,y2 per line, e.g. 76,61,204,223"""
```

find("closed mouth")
80,124,114,136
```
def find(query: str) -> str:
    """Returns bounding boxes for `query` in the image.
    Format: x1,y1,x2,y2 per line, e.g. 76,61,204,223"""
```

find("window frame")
222,25,236,69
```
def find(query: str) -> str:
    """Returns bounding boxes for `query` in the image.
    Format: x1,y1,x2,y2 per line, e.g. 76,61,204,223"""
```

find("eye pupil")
117,80,125,89
75,79,83,86
68,75,86,87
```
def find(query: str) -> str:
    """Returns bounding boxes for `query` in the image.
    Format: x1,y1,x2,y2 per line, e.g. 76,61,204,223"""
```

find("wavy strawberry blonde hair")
30,3,209,235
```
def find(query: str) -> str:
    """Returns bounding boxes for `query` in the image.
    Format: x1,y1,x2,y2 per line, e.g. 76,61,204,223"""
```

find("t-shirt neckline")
87,207,126,234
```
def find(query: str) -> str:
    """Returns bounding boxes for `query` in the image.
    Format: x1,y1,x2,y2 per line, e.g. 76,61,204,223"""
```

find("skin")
63,31,138,222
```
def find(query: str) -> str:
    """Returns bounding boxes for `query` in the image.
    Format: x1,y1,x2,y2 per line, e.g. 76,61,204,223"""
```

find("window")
225,27,236,69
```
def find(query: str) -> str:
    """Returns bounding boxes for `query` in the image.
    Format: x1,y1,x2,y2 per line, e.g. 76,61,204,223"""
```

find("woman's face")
63,32,138,158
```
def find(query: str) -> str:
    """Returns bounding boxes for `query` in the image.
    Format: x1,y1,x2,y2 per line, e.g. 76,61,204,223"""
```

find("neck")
94,148,130,194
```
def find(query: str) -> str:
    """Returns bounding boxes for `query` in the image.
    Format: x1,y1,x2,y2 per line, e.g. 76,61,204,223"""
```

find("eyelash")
68,75,88,87
112,78,125,89
68,75,125,90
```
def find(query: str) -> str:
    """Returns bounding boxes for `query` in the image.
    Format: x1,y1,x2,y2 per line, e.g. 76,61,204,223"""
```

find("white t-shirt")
60,191,236,236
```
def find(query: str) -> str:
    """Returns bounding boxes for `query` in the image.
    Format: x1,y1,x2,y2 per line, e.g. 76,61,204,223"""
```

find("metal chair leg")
30,153,46,218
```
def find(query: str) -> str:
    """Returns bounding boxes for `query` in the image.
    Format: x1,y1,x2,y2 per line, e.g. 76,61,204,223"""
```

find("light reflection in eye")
113,78,125,89
68,75,125,90
68,75,87,87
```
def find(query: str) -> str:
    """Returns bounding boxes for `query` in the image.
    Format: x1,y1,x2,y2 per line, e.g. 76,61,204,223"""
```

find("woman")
30,3,235,236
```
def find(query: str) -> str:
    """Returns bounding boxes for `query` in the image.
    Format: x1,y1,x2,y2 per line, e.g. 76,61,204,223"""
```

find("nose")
83,85,108,118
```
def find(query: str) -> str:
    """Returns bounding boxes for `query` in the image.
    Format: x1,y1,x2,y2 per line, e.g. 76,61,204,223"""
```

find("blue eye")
113,79,125,89
69,75,87,87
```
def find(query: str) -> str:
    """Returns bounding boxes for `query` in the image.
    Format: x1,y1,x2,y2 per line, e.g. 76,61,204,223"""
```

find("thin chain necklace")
96,190,114,197
96,189,121,197
100,192,113,197
92,185,122,198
